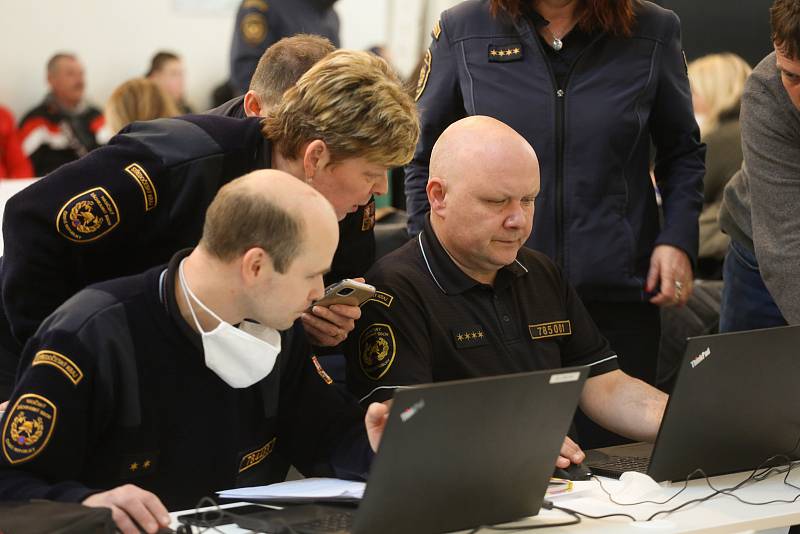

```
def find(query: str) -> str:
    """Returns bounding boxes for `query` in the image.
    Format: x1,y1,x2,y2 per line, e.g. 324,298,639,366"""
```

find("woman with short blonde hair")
689,53,752,137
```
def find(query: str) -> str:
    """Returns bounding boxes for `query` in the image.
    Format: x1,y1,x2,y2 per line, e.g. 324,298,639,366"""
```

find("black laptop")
586,325,800,482
236,367,589,534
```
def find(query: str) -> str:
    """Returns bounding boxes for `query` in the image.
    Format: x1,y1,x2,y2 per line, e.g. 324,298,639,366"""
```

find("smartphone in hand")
313,279,376,308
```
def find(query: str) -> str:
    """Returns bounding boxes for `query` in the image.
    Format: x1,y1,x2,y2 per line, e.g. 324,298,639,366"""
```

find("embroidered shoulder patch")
32,350,83,386
55,187,120,243
2,394,57,465
488,43,523,62
361,199,376,231
415,49,432,102
311,355,333,385
367,290,394,308
529,320,572,340
359,323,396,380
452,325,489,349
241,12,268,46
239,437,276,473
432,19,442,40
124,163,157,211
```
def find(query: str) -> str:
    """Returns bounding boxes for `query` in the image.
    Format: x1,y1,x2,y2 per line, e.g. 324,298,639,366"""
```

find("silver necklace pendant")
552,37,563,51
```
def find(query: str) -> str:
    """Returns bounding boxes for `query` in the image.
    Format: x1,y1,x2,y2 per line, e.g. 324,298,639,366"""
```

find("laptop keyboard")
294,511,354,532
588,455,650,474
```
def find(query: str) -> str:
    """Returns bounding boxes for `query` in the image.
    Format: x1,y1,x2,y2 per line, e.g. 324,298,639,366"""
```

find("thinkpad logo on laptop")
690,347,711,368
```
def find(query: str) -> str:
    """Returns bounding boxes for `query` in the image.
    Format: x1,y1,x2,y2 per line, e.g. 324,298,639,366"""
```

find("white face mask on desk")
178,259,281,388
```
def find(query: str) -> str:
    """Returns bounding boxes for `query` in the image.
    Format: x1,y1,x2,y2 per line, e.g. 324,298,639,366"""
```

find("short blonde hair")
105,78,180,134
688,53,752,136
262,49,419,167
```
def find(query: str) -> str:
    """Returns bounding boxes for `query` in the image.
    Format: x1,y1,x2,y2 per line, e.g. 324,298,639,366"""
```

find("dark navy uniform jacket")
405,0,705,303
0,115,267,364
0,113,377,387
229,0,340,95
346,216,618,404
0,251,370,510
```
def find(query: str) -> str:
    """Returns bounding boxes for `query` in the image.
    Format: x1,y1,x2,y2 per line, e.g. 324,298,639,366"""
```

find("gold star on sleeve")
129,462,138,471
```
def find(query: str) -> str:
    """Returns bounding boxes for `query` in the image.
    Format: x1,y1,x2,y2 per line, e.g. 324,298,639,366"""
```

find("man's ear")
243,90,264,118
301,139,329,182
240,247,275,287
427,176,447,214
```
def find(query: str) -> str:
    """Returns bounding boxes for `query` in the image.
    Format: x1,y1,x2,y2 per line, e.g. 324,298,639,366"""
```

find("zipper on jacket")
531,31,603,271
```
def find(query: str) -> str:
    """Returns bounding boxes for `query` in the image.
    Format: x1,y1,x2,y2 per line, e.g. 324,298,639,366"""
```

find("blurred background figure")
146,50,193,114
17,53,104,176
0,106,33,178
689,53,752,280
105,78,180,135
229,0,340,96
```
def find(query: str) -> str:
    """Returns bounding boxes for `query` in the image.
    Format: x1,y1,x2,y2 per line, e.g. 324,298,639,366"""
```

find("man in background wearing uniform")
229,0,340,96
345,117,667,468
210,34,377,288
0,50,419,399
0,171,390,534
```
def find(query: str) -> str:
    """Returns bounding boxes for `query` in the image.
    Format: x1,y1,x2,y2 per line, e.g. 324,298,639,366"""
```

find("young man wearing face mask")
0,171,389,534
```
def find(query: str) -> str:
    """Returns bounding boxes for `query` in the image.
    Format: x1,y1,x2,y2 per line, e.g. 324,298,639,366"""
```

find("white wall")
0,0,459,122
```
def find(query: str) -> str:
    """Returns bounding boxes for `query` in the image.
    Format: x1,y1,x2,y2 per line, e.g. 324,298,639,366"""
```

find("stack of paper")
217,477,366,502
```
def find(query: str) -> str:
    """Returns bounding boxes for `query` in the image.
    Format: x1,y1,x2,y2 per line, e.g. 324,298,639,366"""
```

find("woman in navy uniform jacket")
405,0,704,445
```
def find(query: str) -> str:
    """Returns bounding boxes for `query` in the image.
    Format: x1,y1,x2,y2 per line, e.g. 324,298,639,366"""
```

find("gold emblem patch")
361,200,376,231
311,355,333,385
239,437,276,473
529,320,572,340
367,291,394,308
415,49,432,102
359,324,396,380
2,394,57,465
241,12,267,46
432,19,442,40
56,187,120,243
32,350,83,386
124,163,157,211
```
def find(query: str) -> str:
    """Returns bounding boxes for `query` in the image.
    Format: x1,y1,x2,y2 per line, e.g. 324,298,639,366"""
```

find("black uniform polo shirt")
346,216,618,404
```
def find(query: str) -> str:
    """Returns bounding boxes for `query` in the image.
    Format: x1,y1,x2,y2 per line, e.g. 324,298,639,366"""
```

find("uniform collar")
419,215,529,295
159,248,203,352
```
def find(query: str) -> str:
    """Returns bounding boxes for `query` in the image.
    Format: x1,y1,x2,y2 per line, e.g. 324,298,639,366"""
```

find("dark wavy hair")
771,0,800,59
490,0,640,37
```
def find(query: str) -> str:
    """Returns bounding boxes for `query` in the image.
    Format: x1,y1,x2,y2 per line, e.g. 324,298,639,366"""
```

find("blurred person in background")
146,51,193,114
0,106,33,178
688,53,752,280
18,53,105,176
105,78,180,135
229,0,340,95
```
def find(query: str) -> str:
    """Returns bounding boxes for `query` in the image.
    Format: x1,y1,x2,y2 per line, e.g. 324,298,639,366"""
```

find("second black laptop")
587,325,800,482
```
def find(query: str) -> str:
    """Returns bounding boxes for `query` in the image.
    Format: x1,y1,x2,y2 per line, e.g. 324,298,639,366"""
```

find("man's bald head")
429,116,539,194
427,117,541,284
200,170,337,272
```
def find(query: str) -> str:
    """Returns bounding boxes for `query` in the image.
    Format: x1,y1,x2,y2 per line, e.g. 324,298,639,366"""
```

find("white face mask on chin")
178,258,281,388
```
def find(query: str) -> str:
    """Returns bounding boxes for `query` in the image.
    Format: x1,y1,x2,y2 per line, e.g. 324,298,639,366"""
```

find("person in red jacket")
0,106,33,178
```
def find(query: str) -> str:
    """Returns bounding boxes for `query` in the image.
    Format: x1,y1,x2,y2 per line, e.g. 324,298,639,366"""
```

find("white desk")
170,469,799,533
